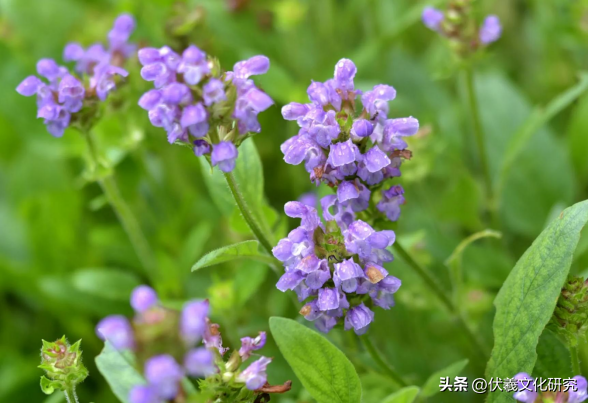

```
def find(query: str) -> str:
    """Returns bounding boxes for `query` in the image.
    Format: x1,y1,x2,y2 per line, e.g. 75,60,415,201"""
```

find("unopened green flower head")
39,336,88,396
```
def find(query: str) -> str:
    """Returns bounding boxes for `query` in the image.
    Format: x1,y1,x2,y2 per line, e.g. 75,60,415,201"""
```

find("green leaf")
420,359,468,398
71,268,141,301
95,341,145,403
485,200,588,402
269,317,362,403
533,329,572,379
40,376,57,395
191,240,274,271
382,386,420,403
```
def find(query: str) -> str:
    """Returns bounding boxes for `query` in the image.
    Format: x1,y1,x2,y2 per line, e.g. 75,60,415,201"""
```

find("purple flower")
333,258,365,293
479,15,502,44
284,201,322,231
57,74,84,112
193,139,211,157
317,287,340,311
129,385,161,403
362,84,396,119
184,347,216,377
236,357,272,390
344,303,374,335
282,103,310,121
108,14,136,57
569,376,588,403
181,103,209,137
91,62,128,101
422,7,444,31
139,46,178,88
95,315,135,350
239,331,266,360
352,119,374,138
211,141,238,172
203,78,226,106
130,285,158,313
233,55,270,79
334,58,356,91
344,220,395,263
138,90,162,110
16,76,43,96
377,185,405,222
513,373,537,403
180,300,209,345
177,45,209,85
144,355,183,400
328,139,358,167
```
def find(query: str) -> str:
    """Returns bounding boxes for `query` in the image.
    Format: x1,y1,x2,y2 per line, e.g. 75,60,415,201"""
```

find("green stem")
223,171,274,256
393,242,489,359
64,386,78,403
83,132,155,277
570,345,580,375
360,334,408,387
464,67,493,213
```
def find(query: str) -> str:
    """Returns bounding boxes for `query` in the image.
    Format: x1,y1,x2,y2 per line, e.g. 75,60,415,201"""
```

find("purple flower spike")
129,385,161,404
344,303,374,335
239,331,267,360
237,357,272,390
16,76,42,96
95,315,135,350
203,78,226,106
145,355,183,400
317,287,340,311
479,15,502,44
211,141,238,172
180,300,209,346
184,347,216,377
422,7,444,31
569,376,588,403
130,285,158,313
513,373,537,403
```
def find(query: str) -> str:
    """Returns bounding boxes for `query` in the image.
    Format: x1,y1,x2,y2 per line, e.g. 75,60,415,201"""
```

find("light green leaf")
485,200,588,402
191,240,274,271
269,317,362,403
71,268,141,301
95,341,145,403
382,386,420,403
420,359,469,398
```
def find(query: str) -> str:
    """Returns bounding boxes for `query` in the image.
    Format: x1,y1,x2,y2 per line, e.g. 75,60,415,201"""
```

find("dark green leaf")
191,240,274,271
485,200,588,402
269,317,362,403
95,341,145,403
420,359,468,398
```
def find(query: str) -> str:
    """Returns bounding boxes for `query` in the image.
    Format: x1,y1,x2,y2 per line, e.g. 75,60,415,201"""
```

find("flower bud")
39,336,88,396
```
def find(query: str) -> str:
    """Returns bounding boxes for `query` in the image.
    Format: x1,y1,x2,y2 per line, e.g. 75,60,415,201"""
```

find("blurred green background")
0,0,587,402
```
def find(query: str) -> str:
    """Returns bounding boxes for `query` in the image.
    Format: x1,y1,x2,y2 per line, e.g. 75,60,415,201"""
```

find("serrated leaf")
485,200,588,402
382,386,420,403
191,240,275,271
95,341,145,403
269,317,362,403
420,359,468,398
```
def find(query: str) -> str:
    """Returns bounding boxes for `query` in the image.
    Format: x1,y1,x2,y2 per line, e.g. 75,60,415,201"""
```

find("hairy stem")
393,242,489,359
570,344,580,376
223,171,275,256
464,67,494,214
64,386,78,403
360,334,408,387
83,132,155,276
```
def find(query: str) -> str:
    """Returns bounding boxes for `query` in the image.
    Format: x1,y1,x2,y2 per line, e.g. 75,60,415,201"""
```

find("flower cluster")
16,15,135,137
513,373,587,403
275,58,411,334
422,2,501,56
273,201,401,335
137,45,273,172
96,285,288,403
